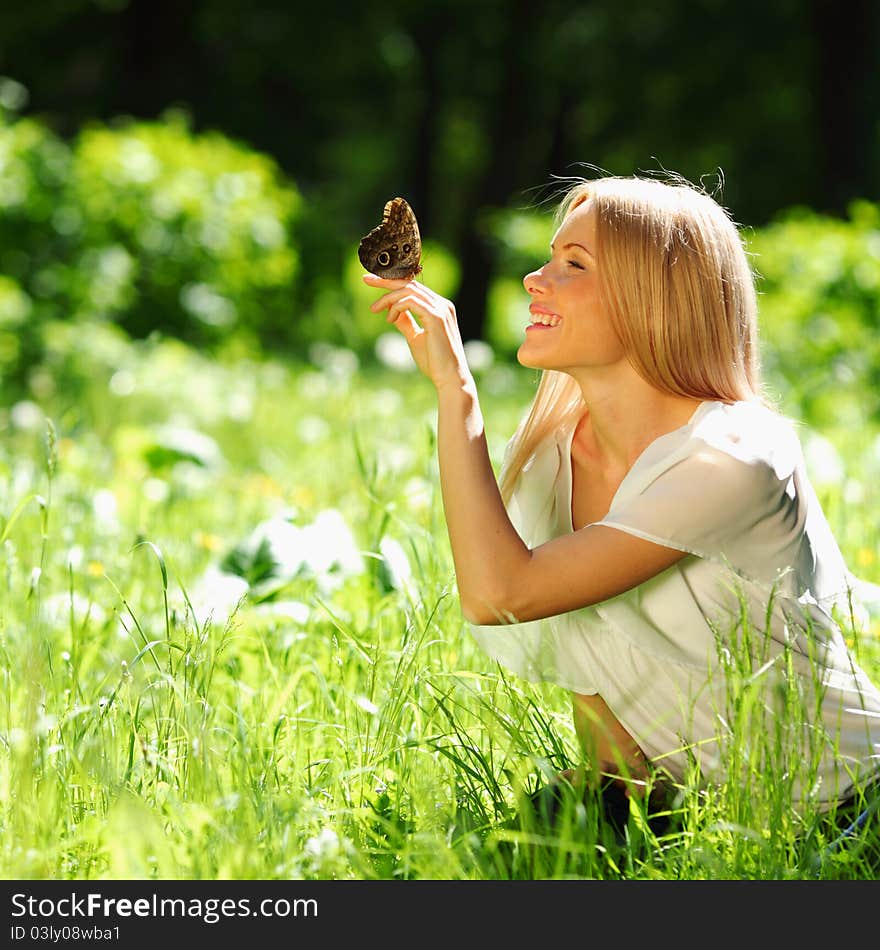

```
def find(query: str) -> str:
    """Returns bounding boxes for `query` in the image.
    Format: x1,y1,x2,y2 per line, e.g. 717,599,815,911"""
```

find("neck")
571,370,706,474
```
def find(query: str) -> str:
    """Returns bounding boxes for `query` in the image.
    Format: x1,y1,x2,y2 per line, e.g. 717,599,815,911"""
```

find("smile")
527,310,562,329
526,312,562,330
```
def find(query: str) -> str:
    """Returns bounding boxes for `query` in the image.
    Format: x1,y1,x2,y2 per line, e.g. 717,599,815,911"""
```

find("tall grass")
1,335,878,879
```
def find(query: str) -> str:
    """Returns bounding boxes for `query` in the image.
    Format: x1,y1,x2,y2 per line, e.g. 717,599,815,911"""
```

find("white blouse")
469,399,880,810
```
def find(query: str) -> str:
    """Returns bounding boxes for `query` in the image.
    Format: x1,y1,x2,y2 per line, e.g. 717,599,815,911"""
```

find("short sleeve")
597,403,853,608
600,445,803,575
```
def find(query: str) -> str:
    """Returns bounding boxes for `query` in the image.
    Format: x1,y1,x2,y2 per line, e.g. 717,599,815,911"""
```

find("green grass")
1,332,879,880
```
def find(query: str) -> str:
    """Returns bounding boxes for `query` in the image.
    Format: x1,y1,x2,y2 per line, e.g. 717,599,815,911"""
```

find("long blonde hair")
499,173,774,504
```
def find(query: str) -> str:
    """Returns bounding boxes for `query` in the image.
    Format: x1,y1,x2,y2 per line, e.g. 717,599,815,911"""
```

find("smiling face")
518,198,625,375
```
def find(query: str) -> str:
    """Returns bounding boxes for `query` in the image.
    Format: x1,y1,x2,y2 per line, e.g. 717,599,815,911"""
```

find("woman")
363,174,880,832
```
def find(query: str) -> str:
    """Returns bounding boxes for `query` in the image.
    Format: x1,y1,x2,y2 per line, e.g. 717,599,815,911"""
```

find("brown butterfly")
358,197,422,279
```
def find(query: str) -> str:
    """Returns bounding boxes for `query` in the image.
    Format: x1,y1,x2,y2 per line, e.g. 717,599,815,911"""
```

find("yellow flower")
244,473,283,497
291,485,315,507
194,531,223,552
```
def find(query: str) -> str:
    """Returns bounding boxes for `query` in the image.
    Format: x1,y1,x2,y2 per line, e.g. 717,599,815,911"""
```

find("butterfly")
357,197,422,279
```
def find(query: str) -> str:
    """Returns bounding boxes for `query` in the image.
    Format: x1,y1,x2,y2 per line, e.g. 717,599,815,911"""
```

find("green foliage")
67,115,301,344
2,0,878,351
0,274,34,378
748,202,880,428
0,114,72,383
0,111,302,387
0,332,878,879
4,108,880,439
486,209,554,354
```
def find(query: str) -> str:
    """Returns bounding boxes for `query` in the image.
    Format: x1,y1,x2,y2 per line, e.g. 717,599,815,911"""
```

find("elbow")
460,598,491,625
458,553,531,625
459,587,519,626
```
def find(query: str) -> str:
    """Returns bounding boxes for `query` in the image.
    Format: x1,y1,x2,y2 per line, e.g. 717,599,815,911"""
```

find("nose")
523,265,546,296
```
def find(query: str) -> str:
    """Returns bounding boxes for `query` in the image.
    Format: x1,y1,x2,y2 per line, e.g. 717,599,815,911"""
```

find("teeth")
530,313,562,327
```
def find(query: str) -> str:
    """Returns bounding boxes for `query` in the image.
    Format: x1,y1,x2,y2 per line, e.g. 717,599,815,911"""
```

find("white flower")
382,445,414,474
803,432,844,487
379,536,413,594
298,415,330,444
180,282,236,327
463,339,494,372
354,696,379,715
92,489,120,535
109,370,136,397
188,567,249,627
252,600,312,624
226,389,254,423
143,478,170,503
403,476,432,512
10,401,45,431
371,388,403,416
374,332,416,371
152,425,225,470
302,827,354,873
229,509,364,597
308,342,359,380
299,510,364,592
242,517,304,577
43,592,107,628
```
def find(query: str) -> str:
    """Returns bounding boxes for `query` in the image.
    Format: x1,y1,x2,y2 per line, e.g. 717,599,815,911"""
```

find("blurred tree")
809,0,878,216
0,0,877,344
0,111,302,386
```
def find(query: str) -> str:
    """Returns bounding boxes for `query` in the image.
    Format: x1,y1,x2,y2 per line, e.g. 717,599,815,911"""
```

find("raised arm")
364,274,688,624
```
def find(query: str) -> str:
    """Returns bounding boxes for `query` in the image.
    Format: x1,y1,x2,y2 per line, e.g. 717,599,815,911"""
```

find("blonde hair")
499,173,774,504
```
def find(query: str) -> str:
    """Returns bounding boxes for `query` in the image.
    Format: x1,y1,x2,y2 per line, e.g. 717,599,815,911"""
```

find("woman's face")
518,199,625,374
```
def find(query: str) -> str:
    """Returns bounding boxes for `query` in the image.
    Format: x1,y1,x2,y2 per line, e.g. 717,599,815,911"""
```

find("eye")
377,251,391,267
567,259,585,270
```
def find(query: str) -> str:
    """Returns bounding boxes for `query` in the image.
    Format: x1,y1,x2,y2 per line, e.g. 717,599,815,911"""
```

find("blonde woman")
363,175,880,838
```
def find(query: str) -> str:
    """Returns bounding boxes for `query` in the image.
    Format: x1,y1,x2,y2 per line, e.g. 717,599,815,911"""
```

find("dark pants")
518,776,673,843
816,783,880,870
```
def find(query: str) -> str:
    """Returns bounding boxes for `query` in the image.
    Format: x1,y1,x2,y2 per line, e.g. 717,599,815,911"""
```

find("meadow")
1,325,879,881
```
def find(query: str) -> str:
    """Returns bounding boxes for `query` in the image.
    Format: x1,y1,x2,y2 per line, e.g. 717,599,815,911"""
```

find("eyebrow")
550,241,595,258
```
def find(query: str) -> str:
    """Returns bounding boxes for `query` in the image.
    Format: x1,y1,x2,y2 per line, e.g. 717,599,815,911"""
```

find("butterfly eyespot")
357,197,422,279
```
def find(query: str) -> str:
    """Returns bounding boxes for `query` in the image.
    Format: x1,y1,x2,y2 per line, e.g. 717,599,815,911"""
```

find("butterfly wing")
358,197,422,279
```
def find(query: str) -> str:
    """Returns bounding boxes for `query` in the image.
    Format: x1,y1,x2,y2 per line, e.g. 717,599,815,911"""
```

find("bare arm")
364,275,688,624
435,380,531,620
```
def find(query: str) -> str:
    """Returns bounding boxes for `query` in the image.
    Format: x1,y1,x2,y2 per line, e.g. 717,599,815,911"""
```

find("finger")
369,289,411,312
388,308,422,343
386,298,426,325
362,274,417,290
370,282,437,311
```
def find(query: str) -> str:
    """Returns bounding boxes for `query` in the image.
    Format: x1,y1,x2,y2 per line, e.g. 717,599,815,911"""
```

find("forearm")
436,378,530,621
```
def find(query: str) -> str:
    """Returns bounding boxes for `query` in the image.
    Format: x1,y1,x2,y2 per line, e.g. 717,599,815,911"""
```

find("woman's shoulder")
602,400,812,564
615,399,802,516
687,399,802,480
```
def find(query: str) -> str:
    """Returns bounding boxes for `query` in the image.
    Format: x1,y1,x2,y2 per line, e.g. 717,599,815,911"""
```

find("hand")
363,274,473,392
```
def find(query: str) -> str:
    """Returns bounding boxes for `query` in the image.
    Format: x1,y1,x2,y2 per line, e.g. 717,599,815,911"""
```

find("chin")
516,341,538,367
516,344,552,371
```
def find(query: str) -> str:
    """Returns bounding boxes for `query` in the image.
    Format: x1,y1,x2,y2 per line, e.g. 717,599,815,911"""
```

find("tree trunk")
113,0,202,119
810,0,878,215
454,0,541,343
